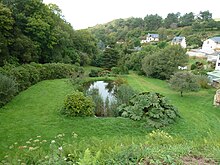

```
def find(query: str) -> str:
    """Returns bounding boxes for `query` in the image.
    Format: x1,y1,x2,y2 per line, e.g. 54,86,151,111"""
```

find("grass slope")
125,73,220,139
0,79,146,158
1,73,220,161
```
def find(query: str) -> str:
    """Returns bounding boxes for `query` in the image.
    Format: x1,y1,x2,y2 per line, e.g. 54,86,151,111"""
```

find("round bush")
61,91,95,117
0,74,17,107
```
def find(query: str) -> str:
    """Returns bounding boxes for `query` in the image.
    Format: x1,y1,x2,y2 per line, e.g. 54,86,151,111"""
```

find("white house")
171,36,186,48
141,33,159,44
202,37,220,54
146,33,159,42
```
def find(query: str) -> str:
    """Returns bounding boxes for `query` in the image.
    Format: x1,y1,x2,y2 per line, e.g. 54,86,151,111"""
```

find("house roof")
210,37,220,44
172,36,185,43
147,33,159,38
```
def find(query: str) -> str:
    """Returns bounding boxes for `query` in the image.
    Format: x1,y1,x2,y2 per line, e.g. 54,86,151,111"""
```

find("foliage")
0,63,75,106
144,14,163,30
111,65,129,75
196,75,211,89
169,71,200,97
86,88,104,116
191,61,204,70
113,76,127,86
61,91,95,117
0,73,17,107
0,1,98,66
1,75,220,163
117,92,180,128
142,45,188,80
100,47,119,69
115,84,137,105
89,69,101,77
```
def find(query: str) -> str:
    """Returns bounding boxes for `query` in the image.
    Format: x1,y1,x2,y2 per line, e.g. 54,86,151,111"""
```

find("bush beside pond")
61,91,95,117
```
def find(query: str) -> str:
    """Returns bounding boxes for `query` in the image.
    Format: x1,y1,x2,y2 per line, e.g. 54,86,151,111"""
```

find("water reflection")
87,81,115,102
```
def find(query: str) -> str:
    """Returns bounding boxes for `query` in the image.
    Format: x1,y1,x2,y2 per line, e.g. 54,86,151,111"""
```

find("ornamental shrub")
117,92,180,128
0,73,17,107
61,91,95,117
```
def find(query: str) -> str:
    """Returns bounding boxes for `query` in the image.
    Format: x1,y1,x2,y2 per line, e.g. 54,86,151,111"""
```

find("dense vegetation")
1,0,220,164
0,0,98,66
89,10,220,48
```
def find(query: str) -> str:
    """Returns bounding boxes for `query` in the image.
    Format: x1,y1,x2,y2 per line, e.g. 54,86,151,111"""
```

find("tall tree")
179,12,195,26
100,47,119,69
164,13,180,28
199,10,212,21
142,45,188,80
144,14,163,30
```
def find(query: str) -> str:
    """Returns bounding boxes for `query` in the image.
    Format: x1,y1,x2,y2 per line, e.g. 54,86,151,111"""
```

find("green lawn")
125,73,220,139
1,74,220,162
0,79,147,159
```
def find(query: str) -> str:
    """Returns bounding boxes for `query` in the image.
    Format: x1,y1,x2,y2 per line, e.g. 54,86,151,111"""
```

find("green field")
1,74,220,163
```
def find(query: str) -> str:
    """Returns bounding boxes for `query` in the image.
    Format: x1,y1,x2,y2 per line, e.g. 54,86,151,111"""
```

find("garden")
0,64,220,164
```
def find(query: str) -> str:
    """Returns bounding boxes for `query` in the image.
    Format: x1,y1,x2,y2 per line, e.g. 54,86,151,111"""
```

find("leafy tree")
144,14,163,30
186,35,203,48
179,12,195,26
164,13,180,28
142,45,188,80
169,71,200,97
199,10,212,21
100,47,119,69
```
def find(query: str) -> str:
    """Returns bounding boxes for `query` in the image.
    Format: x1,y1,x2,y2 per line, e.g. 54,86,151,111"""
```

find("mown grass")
0,79,147,159
125,72,220,140
1,73,220,162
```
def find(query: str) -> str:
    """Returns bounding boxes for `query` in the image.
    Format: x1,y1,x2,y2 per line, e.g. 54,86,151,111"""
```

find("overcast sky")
43,0,220,30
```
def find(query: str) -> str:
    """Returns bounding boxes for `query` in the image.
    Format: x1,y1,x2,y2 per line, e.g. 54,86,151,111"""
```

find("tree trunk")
180,91,183,97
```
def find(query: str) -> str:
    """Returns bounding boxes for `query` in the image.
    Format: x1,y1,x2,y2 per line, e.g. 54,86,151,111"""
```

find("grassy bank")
1,73,220,163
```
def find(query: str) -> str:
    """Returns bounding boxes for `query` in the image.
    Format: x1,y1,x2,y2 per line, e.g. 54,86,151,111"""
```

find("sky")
43,0,220,30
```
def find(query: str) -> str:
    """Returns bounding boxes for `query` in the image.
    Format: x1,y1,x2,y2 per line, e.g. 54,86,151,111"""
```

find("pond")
85,80,117,117
87,81,116,102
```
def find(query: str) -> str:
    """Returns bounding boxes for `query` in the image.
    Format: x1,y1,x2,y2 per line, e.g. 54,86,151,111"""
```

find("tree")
179,12,195,26
142,45,188,80
144,14,163,30
164,13,179,28
100,47,119,69
199,10,212,21
169,71,200,97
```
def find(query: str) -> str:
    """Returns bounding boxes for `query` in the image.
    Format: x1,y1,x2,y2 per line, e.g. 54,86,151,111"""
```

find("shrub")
112,66,129,75
9,66,32,91
0,63,76,107
0,74,17,107
114,77,127,86
61,91,95,117
88,69,101,77
115,84,137,105
196,75,211,89
117,92,180,128
111,67,120,74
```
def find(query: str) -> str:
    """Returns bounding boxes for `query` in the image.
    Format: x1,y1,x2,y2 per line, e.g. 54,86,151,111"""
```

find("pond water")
87,81,116,102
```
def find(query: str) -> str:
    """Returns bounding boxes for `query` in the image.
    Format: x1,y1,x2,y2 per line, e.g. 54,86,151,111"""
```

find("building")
171,36,186,48
207,53,220,87
141,33,159,44
202,37,220,54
